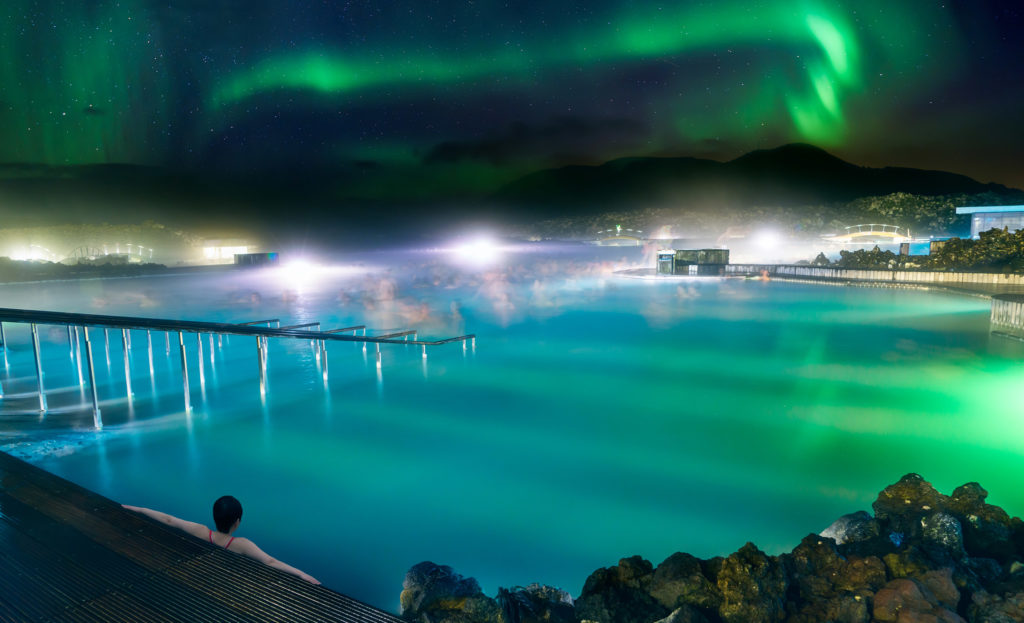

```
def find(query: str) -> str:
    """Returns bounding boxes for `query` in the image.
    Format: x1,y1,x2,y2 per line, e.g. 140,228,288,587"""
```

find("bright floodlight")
451,236,503,267
753,230,782,250
272,256,365,290
277,257,319,288
283,257,314,271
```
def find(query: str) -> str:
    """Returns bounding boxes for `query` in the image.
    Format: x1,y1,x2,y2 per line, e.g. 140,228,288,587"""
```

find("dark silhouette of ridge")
494,143,1024,215
2,147,1023,243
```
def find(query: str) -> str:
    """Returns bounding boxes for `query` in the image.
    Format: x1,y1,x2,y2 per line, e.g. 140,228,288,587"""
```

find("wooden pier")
0,450,404,622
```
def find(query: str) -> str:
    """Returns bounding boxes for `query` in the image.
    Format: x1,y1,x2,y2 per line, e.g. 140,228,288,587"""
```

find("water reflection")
121,329,132,399
209,335,219,389
184,405,201,477
95,433,112,491
147,331,157,398
74,335,85,397
197,333,207,403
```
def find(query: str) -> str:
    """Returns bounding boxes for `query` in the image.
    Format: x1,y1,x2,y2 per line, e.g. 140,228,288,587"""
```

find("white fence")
726,265,1024,286
991,295,1024,338
726,265,1024,337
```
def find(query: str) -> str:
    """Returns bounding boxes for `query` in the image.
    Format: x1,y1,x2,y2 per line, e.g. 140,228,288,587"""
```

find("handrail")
323,325,365,334
0,308,474,426
0,308,474,346
843,224,907,234
236,319,279,326
376,330,416,339
278,322,320,330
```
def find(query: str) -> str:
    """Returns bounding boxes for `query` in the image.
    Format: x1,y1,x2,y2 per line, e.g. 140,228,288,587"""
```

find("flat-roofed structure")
234,251,279,267
656,248,730,276
956,205,1024,239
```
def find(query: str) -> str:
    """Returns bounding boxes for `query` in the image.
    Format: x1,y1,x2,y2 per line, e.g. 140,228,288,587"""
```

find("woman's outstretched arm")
122,504,209,540
231,537,321,584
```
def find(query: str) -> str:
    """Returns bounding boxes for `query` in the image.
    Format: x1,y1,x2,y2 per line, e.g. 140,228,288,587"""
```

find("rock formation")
400,474,1024,623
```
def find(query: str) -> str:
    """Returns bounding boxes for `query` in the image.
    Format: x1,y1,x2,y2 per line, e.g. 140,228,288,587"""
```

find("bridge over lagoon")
590,223,924,248
821,223,917,244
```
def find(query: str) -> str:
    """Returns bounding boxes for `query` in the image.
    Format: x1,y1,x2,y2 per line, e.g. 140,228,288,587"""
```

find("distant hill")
4,146,1024,245
0,162,372,240
494,144,1024,214
0,163,243,229
0,162,473,248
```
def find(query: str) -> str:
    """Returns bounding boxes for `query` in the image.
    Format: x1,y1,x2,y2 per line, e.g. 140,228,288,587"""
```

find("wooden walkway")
0,450,404,622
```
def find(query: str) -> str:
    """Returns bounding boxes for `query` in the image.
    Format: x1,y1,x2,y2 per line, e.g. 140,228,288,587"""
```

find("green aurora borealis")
212,1,872,145
0,1,1021,195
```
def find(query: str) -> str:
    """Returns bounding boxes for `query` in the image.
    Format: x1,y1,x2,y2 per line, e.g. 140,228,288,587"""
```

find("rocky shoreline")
400,474,1024,623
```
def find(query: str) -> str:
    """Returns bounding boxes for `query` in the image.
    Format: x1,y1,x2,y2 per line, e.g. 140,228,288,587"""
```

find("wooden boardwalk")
0,450,404,622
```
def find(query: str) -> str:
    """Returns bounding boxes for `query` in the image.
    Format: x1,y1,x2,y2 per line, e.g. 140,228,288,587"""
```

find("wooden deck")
0,450,405,622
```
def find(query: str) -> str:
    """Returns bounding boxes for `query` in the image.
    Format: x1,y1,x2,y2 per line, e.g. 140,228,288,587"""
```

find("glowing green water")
1,252,1022,611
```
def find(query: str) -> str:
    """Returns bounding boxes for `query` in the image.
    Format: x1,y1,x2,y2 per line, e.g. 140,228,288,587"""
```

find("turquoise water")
1,245,1023,611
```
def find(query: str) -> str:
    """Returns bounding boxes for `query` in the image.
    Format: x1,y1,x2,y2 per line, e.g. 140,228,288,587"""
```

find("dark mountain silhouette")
0,162,478,247
0,162,373,233
0,163,239,228
3,146,1023,244
494,144,1024,215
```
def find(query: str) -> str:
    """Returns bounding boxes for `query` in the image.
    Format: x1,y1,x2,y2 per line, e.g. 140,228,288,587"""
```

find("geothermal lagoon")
1,243,1022,610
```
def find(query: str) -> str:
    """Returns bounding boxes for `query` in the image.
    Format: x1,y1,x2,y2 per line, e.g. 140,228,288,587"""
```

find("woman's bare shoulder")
229,536,265,557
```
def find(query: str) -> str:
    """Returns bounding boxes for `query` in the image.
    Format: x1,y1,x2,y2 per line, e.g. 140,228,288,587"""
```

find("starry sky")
1,0,1022,202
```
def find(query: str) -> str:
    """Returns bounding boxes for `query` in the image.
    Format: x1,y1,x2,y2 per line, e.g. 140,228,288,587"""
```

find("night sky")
2,0,1022,203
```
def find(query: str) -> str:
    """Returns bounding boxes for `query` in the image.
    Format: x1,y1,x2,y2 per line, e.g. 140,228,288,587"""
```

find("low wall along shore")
726,264,1024,287
726,265,1024,339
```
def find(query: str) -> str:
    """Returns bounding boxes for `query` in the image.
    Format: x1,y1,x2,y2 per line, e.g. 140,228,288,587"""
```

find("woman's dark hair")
213,495,243,533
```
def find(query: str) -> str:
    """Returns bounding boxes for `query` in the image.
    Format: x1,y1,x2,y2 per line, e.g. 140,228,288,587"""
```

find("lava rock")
496,583,573,623
883,546,937,579
785,592,872,623
575,556,669,623
400,562,502,623
785,534,887,594
785,535,846,594
652,605,711,623
985,563,1024,599
921,512,966,557
873,474,948,539
947,483,1016,562
649,552,720,611
400,476,1024,623
947,483,1008,524
1012,518,1024,555
915,568,960,610
715,542,788,623
872,578,965,623
782,535,881,623
968,590,1024,623
964,557,1005,589
820,511,880,545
